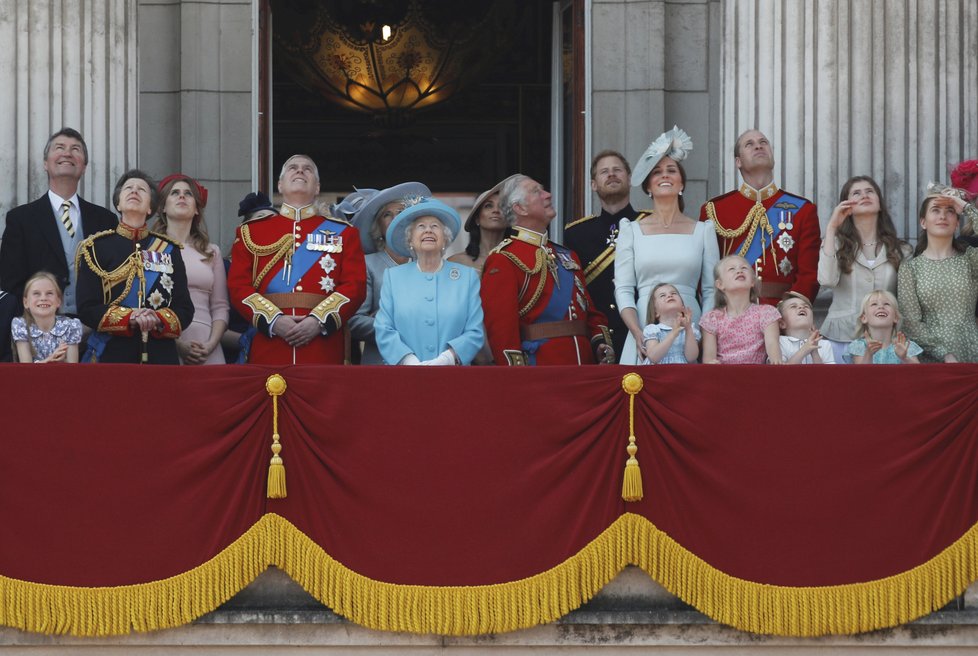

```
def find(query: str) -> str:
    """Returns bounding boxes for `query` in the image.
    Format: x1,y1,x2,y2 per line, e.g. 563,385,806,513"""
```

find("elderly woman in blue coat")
375,198,485,365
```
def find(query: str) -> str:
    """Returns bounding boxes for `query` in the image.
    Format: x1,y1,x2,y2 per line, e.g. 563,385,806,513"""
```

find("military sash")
737,193,807,264
522,247,576,364
266,217,345,294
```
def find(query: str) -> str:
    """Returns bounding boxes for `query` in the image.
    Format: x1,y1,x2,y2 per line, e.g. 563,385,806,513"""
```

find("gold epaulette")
564,214,596,230
489,237,513,255
326,215,353,227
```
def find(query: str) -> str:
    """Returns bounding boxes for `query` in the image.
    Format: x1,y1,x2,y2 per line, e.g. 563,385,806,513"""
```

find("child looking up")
700,255,782,364
846,290,921,364
642,283,700,364
11,271,81,363
776,292,835,364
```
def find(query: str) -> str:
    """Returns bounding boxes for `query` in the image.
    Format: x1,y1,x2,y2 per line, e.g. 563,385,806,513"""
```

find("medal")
779,258,794,276
318,254,336,273
777,232,795,253
319,275,335,292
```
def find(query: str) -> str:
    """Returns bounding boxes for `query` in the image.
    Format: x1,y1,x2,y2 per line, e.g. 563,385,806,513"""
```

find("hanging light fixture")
273,0,514,127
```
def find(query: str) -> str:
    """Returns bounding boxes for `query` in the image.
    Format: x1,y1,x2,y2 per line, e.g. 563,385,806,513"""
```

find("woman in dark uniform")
75,170,194,363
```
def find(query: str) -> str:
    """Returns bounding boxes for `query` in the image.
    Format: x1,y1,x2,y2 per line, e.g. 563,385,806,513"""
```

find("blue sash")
740,193,807,264
83,237,174,362
522,246,576,365
265,217,346,294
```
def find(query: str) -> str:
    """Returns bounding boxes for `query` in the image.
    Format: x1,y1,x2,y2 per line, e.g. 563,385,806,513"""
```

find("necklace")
862,241,877,247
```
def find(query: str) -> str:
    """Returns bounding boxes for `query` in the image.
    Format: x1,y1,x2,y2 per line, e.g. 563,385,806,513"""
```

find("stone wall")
588,0,722,216
138,0,254,252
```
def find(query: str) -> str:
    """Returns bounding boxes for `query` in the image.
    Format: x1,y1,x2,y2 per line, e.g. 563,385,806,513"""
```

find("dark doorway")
267,0,555,200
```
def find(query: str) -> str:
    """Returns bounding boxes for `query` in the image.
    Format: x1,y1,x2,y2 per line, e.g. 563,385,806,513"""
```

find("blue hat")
385,197,461,259
338,182,431,254
238,191,274,218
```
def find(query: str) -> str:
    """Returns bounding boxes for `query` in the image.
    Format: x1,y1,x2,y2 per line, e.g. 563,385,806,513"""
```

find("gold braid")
76,239,145,305
239,225,294,287
497,249,548,317
706,200,780,270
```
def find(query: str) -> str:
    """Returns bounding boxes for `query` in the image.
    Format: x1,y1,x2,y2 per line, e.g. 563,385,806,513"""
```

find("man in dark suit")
0,127,117,315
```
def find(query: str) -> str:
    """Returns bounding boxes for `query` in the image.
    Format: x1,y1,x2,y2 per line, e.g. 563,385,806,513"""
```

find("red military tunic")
227,203,366,364
700,182,820,304
480,226,611,365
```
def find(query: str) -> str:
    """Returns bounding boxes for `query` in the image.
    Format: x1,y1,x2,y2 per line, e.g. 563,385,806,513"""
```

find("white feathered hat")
631,126,694,188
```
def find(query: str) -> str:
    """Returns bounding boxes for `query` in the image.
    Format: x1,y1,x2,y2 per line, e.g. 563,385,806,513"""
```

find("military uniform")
227,203,367,365
564,204,639,356
701,182,820,304
75,222,194,364
480,226,611,365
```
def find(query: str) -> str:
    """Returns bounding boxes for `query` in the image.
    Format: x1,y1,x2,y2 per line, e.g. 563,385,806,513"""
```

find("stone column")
0,0,137,227
138,0,254,252
721,0,978,237
588,0,721,216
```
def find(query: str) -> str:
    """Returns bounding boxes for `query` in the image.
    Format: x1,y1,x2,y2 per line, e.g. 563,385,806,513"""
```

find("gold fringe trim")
2,512,978,637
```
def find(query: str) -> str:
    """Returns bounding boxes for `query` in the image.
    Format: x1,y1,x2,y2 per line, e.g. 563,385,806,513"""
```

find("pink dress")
178,243,230,365
699,304,780,364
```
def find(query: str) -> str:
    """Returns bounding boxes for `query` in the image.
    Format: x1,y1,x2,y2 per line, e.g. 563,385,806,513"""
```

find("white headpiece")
631,126,694,188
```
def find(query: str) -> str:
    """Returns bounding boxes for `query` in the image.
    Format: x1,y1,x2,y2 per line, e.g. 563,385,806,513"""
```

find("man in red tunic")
700,129,820,304
228,154,366,364
480,174,614,365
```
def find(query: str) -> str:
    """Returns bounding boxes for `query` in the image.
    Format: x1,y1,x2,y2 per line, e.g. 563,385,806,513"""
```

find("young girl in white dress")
699,255,782,364
641,283,699,364
11,271,81,363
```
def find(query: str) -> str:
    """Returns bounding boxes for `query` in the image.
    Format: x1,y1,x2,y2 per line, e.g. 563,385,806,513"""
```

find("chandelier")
273,0,513,126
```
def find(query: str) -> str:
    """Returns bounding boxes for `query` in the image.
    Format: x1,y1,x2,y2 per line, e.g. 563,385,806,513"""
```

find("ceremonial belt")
263,292,328,310
759,282,791,300
265,217,343,294
521,320,587,341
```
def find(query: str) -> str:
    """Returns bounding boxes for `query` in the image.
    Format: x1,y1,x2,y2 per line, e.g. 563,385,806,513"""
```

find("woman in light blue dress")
375,198,485,365
615,127,719,365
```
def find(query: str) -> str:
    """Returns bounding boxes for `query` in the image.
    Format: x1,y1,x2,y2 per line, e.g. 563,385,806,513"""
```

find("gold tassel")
265,374,288,498
620,373,644,502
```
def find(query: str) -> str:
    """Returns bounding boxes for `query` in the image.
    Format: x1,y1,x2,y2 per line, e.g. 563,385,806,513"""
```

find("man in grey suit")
0,127,117,314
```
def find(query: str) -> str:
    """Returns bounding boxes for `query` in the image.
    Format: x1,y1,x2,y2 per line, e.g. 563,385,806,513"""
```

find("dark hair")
642,159,688,212
152,175,214,262
590,150,631,180
913,196,969,256
43,127,89,165
834,176,908,273
112,169,160,216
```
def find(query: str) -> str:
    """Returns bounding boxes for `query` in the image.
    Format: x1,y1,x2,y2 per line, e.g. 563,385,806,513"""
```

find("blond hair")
713,255,758,308
20,271,64,362
647,282,684,324
855,289,901,340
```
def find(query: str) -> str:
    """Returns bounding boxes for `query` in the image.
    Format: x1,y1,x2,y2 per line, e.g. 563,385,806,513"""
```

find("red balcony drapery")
1,364,977,636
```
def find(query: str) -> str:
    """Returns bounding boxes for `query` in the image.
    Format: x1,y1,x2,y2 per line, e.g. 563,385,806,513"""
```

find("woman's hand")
130,308,162,334
944,353,959,363
181,340,211,365
827,200,857,231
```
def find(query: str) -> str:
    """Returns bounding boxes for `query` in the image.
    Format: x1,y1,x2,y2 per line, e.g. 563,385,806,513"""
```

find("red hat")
158,173,208,208
949,160,978,201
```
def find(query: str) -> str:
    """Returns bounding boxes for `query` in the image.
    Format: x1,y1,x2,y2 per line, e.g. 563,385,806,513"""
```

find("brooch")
777,232,795,253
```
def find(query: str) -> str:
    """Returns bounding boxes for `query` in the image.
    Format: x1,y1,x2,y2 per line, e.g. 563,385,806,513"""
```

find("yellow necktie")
60,200,75,238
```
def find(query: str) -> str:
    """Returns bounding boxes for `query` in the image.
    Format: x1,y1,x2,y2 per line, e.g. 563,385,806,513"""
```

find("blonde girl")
11,271,81,363
845,290,921,364
699,255,782,364
641,282,699,364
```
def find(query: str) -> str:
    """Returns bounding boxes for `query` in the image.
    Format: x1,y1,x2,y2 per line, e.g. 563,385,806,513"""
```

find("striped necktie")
60,200,75,238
